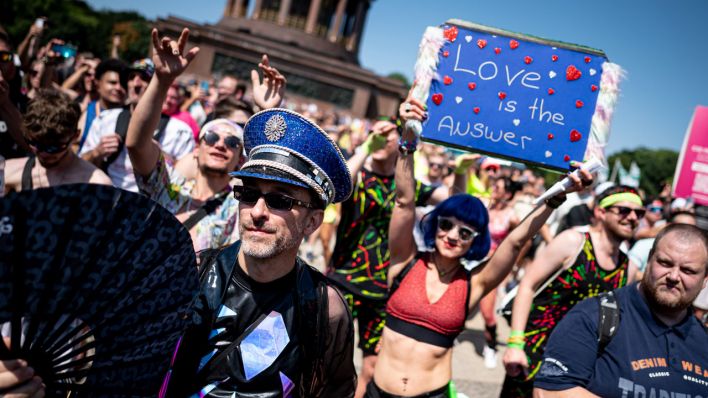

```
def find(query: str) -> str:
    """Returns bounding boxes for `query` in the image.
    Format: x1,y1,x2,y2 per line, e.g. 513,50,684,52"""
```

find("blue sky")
86,0,708,155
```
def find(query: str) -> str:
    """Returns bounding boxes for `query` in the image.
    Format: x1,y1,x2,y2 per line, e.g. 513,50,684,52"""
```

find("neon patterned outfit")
328,168,435,354
500,232,629,397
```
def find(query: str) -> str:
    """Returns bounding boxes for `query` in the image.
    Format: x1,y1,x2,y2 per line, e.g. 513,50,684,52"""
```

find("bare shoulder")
4,157,29,192
77,157,112,185
326,285,351,324
551,228,585,251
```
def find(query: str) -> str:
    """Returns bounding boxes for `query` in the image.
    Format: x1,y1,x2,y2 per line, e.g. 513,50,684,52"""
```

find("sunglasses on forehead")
201,130,241,150
437,216,478,242
607,206,646,219
233,185,317,211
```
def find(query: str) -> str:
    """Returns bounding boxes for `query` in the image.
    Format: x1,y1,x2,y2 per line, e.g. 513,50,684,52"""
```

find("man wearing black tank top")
4,89,111,193
501,185,644,397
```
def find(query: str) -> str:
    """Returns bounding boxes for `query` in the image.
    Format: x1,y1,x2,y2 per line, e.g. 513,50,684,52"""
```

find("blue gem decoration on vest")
280,372,295,397
264,114,287,142
240,310,290,380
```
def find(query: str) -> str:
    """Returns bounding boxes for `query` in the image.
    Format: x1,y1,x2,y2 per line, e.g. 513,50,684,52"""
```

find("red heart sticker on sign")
570,130,582,142
444,26,458,42
575,100,584,108
584,56,591,63
548,88,555,95
524,56,533,64
591,85,598,92
566,65,582,81
498,91,507,100
552,55,559,62
442,50,449,58
547,133,554,140
564,155,571,162
477,39,487,49
509,40,519,49
468,82,476,90
494,47,501,54
432,93,443,105
443,76,453,85
473,107,480,114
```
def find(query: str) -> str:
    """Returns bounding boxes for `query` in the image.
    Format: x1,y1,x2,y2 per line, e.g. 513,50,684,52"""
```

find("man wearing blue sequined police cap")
231,108,353,206
167,108,356,398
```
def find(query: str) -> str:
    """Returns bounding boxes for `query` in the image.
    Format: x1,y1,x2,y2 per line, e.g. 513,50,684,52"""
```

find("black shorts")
364,380,450,398
342,292,387,355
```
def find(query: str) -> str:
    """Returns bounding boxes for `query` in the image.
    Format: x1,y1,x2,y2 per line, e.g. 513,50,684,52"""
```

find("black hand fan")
0,184,199,397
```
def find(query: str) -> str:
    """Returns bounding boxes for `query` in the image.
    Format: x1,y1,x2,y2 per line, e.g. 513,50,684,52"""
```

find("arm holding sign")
387,97,427,285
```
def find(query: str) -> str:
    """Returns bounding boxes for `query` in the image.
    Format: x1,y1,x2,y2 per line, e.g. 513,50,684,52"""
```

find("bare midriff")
372,326,452,396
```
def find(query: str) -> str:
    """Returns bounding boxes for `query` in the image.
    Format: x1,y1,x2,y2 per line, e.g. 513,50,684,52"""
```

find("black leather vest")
165,241,328,397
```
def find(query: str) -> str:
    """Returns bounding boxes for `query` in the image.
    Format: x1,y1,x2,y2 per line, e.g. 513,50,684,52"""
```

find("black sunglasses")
437,216,478,242
27,138,72,154
202,131,241,150
608,206,646,219
233,185,317,210
0,51,12,63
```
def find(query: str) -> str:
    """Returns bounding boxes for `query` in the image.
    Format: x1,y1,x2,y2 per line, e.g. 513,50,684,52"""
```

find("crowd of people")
0,19,706,398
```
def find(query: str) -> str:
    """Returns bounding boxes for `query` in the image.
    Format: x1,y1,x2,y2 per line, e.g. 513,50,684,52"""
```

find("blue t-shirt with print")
535,282,708,397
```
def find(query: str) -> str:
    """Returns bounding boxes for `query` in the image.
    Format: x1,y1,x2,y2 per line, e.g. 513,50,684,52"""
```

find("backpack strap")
21,156,35,191
103,107,131,169
153,114,170,143
182,191,230,231
597,291,620,355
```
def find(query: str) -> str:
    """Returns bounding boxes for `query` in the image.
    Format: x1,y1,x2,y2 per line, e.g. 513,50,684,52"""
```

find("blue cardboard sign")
421,20,606,171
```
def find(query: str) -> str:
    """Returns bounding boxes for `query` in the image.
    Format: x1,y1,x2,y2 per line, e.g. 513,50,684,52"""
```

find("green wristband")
510,330,526,338
507,342,525,350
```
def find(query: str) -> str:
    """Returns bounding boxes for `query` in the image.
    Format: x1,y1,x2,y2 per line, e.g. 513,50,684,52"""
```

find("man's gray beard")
241,234,302,259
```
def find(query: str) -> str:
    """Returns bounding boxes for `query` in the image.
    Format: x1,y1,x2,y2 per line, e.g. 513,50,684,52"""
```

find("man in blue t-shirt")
534,223,708,398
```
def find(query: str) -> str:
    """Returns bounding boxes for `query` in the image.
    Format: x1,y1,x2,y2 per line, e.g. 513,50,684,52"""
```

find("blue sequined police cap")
230,108,352,205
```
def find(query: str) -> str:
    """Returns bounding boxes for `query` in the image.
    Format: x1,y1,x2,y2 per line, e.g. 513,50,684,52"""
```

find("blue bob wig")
420,193,491,261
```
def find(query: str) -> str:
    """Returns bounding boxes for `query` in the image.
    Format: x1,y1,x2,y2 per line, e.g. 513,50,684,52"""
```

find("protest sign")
673,106,708,206
411,20,622,172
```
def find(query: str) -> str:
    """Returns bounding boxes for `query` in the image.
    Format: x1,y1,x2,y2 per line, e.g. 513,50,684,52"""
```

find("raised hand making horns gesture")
150,28,200,82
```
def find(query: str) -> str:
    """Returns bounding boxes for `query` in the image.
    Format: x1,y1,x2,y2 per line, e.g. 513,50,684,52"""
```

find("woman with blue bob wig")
365,90,594,398
419,193,491,262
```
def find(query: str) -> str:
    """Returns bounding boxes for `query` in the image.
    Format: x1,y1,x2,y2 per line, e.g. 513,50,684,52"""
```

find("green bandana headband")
599,192,643,208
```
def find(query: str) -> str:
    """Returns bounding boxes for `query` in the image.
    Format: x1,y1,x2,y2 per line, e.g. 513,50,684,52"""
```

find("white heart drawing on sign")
465,35,472,43
549,71,557,79
545,151,552,158
589,68,597,76
455,96,463,104
513,119,520,126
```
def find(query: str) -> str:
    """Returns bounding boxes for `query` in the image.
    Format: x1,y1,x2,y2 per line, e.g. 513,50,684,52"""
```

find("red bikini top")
385,257,470,347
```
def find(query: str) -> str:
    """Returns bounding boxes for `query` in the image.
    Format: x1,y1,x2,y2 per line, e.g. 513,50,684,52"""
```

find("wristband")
507,342,526,350
544,193,567,209
398,138,417,156
509,330,526,338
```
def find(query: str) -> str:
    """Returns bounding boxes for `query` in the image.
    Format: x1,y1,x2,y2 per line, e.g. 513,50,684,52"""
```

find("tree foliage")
607,148,678,198
1,0,151,61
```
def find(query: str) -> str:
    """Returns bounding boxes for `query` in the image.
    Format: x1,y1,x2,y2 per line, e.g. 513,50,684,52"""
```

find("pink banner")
673,106,708,206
